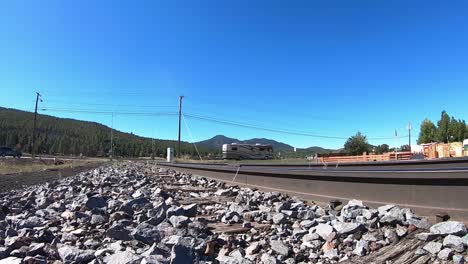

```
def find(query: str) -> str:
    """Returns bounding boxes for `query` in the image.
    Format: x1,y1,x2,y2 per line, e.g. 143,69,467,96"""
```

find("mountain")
242,138,294,151
196,135,240,149
196,135,332,154
0,106,215,157
196,135,294,151
305,146,332,153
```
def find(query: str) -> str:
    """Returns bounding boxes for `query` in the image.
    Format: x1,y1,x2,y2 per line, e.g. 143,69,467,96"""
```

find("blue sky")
1,0,467,149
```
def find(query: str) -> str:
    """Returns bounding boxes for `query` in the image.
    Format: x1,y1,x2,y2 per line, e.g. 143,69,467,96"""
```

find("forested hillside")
0,107,335,159
0,107,214,157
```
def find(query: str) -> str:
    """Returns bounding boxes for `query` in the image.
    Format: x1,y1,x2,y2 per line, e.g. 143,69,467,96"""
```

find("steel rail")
159,161,468,221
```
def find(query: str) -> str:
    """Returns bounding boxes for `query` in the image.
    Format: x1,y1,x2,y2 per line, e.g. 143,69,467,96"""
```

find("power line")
44,99,177,109
182,114,203,161
39,107,406,141
40,107,178,116
184,113,407,140
184,109,346,135
40,89,158,96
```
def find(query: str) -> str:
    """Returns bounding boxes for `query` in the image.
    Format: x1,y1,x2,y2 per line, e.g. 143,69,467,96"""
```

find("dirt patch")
0,161,105,192
0,158,97,175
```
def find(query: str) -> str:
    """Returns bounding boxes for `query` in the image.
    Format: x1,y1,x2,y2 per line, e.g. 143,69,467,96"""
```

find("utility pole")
31,92,42,158
151,131,156,160
394,129,398,160
110,113,114,161
178,96,184,159
407,122,412,152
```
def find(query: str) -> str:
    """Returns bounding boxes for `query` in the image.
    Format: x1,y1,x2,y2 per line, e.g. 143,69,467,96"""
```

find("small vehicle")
222,143,273,160
0,147,22,158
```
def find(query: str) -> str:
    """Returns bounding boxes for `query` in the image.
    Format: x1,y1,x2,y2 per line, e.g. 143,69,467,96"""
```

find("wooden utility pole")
110,113,114,161
178,96,184,158
31,92,41,158
407,122,412,152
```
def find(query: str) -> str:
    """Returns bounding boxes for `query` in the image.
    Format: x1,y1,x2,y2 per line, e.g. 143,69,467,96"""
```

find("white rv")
464,139,468,156
222,143,273,160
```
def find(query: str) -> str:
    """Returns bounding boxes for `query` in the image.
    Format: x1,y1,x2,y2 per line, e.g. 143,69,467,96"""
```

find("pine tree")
436,111,451,143
418,119,437,144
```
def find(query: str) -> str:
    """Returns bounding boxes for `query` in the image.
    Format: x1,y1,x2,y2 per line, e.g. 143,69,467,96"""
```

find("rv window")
259,148,265,151
231,147,237,151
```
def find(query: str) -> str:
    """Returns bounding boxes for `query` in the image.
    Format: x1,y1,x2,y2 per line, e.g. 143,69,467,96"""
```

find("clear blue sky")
1,0,467,149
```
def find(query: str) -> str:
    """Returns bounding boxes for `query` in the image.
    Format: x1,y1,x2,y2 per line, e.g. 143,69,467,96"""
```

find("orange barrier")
318,152,412,163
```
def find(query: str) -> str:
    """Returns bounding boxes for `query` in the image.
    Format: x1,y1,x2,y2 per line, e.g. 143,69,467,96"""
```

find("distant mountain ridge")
196,135,333,153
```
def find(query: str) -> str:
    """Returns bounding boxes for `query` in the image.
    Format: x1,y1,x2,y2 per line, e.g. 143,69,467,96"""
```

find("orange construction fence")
318,152,412,163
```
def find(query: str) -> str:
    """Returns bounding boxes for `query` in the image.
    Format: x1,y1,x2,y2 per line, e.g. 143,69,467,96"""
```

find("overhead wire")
184,113,407,140
41,99,407,138
38,105,407,142
182,114,203,161
43,99,177,109
40,107,178,116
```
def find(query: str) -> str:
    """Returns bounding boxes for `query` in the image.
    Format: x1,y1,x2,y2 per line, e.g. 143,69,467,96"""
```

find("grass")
0,158,99,175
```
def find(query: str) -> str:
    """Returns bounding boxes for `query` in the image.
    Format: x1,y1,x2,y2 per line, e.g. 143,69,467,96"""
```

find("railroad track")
159,159,468,221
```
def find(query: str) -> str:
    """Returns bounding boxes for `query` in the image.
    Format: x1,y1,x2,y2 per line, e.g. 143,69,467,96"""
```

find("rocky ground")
0,162,466,264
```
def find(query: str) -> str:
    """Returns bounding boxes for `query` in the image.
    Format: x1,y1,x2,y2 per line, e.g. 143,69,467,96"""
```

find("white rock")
377,204,395,215
353,240,369,256
260,253,280,264
415,232,437,241
437,248,453,260
423,241,442,255
346,199,365,208
453,254,464,264
272,213,287,225
362,233,377,242
58,245,95,263
103,250,143,264
430,221,467,236
443,234,465,252
301,240,322,249
323,248,339,260
270,240,289,256
302,233,320,242
313,223,334,240
0,257,22,264
95,248,114,258
396,225,407,237
246,242,261,255
462,234,468,246
335,222,364,235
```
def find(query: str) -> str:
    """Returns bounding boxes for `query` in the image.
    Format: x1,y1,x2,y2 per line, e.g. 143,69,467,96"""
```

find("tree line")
343,111,467,155
343,132,393,155
0,107,216,158
3,107,466,158
417,111,467,144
